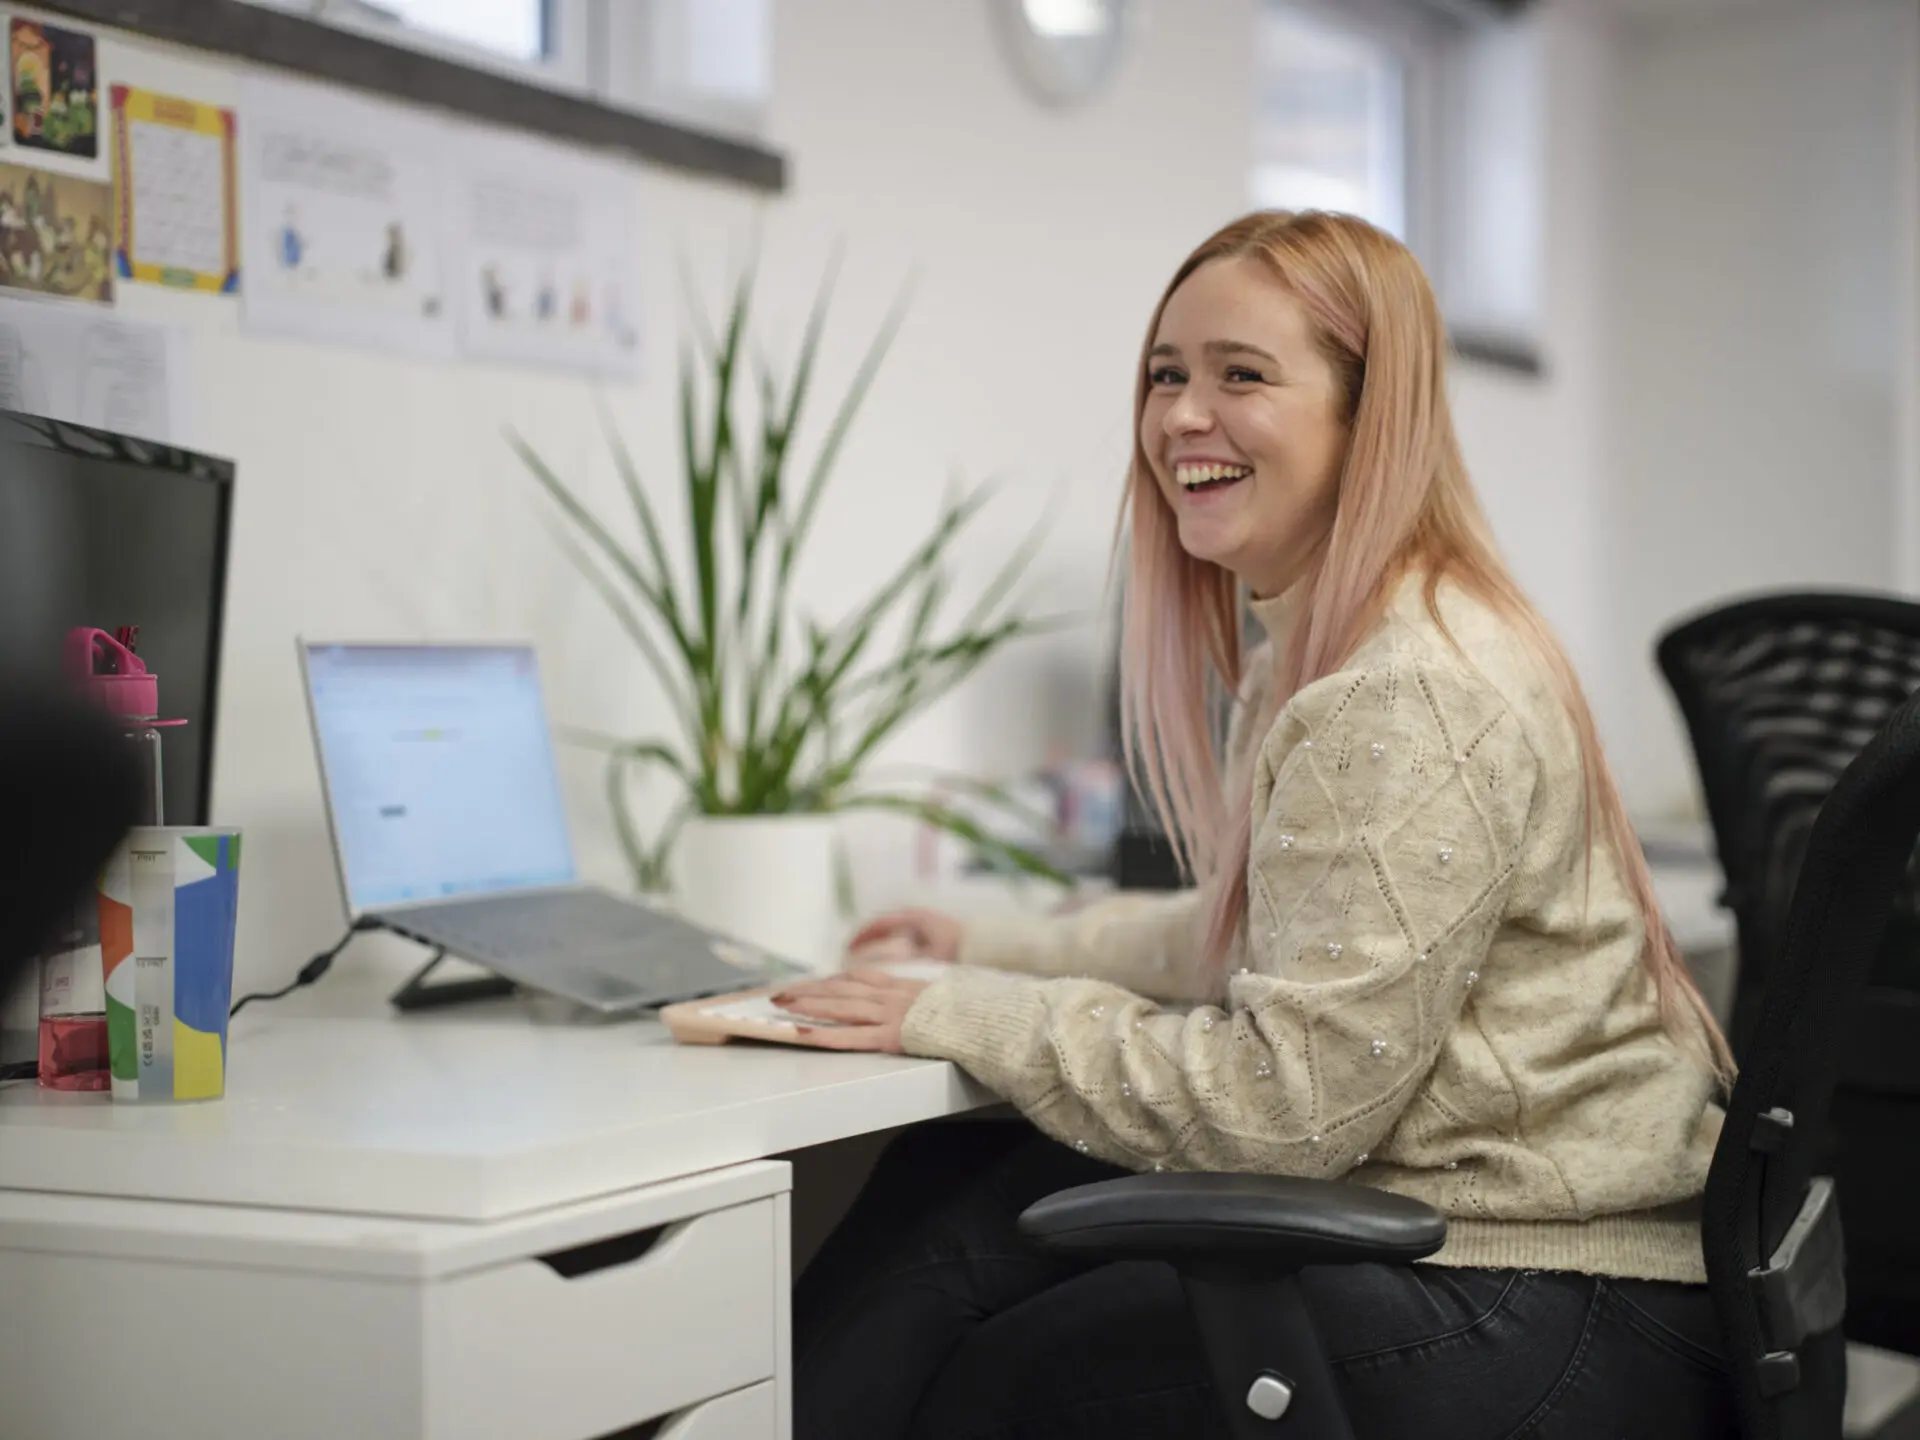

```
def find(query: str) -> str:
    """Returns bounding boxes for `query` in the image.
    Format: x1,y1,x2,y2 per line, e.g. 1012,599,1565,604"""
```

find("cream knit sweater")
900,578,1723,1283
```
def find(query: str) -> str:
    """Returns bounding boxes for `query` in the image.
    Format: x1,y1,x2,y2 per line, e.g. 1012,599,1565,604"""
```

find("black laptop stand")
387,944,518,1012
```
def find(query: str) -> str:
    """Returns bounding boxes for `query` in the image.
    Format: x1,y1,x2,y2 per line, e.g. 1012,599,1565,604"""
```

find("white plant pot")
670,814,842,974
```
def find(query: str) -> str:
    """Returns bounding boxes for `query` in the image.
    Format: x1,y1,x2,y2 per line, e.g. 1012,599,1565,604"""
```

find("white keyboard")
702,957,952,1029
704,993,848,1029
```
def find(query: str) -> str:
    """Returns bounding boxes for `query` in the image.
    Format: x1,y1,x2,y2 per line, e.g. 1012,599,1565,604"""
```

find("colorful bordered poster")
110,84,239,293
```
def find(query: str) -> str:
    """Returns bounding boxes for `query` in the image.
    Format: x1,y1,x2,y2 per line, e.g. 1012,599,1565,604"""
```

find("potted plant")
508,255,1067,969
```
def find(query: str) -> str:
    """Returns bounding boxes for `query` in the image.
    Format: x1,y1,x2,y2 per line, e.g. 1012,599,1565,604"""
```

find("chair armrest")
1019,1173,1447,1272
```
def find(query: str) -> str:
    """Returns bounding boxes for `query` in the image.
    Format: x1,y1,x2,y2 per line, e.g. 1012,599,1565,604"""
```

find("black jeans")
794,1120,1739,1440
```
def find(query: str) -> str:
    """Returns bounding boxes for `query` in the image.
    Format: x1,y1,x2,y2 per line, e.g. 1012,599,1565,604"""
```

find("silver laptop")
299,640,774,1012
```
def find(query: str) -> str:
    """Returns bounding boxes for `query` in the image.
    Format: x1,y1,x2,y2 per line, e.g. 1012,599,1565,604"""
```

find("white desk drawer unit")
432,1194,779,1437
0,1161,793,1440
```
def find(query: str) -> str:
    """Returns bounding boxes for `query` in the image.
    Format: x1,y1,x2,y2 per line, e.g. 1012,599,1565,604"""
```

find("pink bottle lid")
63,627,183,725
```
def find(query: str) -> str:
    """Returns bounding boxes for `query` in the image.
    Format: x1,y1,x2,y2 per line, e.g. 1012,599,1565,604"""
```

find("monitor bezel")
0,409,235,827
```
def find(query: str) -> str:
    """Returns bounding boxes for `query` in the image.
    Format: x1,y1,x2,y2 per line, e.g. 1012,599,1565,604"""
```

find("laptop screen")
302,643,578,913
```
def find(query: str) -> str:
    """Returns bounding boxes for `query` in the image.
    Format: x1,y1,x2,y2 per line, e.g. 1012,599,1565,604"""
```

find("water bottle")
37,627,173,1090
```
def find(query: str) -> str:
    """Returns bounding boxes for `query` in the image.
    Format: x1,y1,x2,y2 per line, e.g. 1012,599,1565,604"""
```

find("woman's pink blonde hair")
1119,209,1734,1084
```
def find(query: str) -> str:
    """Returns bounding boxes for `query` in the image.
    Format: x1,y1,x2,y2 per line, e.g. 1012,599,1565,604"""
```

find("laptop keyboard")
387,890,760,1004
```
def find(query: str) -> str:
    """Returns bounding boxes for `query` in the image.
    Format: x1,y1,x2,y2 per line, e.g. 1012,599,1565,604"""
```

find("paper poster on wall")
10,19,99,160
238,76,453,358
0,160,112,302
110,85,239,294
454,132,640,376
0,294,189,444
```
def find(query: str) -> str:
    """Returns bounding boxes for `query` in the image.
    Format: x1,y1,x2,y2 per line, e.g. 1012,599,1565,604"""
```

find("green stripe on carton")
106,993,138,1081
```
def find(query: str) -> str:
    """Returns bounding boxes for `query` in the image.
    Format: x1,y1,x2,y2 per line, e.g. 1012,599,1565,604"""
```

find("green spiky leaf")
514,253,1072,895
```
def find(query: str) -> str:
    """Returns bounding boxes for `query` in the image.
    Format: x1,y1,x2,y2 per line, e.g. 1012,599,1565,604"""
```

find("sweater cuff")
956,913,1057,973
900,965,1052,1082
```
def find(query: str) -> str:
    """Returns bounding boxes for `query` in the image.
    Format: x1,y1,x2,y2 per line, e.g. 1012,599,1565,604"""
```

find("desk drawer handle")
591,1416,667,1439
537,1222,672,1279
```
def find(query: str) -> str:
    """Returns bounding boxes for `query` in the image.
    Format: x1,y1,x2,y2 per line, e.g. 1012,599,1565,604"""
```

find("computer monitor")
299,643,578,916
0,412,233,826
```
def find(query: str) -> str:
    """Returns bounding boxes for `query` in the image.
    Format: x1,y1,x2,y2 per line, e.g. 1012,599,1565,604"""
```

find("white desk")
0,869,1734,1439
0,953,996,1440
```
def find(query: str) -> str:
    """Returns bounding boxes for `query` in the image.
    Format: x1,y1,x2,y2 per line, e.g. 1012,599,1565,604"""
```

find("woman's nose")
1163,390,1213,436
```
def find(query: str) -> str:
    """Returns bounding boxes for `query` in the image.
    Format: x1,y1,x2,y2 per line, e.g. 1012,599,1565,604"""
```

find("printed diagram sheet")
239,75,453,358
453,130,640,377
0,295,189,444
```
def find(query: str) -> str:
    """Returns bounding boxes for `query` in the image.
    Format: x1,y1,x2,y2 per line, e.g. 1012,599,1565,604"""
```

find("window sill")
41,0,786,191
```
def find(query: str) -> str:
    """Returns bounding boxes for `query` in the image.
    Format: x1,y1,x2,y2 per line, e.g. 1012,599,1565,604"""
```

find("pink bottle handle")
63,627,177,722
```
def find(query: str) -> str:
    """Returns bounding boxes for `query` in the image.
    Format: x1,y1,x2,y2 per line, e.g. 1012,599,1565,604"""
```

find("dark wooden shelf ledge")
42,0,787,191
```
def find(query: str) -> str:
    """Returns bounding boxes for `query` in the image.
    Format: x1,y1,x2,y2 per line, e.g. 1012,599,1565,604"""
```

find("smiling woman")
778,210,1743,1440
1140,261,1352,598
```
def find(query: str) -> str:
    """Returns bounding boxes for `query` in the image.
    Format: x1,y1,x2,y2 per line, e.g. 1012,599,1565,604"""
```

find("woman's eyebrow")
1203,339,1280,364
1145,340,1281,363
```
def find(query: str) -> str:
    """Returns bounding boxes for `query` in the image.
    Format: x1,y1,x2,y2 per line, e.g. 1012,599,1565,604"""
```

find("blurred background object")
0,678,143,1013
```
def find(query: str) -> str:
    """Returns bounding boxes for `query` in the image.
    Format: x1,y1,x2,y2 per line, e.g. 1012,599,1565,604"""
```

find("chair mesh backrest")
1703,685,1920,1440
1656,594,1920,1044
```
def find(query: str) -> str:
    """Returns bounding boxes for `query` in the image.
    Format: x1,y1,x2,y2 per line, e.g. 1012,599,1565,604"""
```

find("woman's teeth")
1176,463,1253,492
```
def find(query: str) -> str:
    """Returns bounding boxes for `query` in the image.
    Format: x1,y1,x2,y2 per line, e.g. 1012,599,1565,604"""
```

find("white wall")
30,0,1645,996
1597,0,1912,816
1450,1,1620,718
59,1,1263,992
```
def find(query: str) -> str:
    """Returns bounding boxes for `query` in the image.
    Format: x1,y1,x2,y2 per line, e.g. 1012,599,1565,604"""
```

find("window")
1253,3,1411,240
252,0,591,89
610,0,773,139
356,0,552,64
1253,0,1546,370
1433,18,1544,356
245,0,775,138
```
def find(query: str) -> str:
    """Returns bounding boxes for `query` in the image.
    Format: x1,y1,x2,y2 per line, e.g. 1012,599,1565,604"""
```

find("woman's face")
1140,255,1351,597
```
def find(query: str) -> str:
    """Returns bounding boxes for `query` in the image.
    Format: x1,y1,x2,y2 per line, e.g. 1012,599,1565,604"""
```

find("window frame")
252,0,773,141
1255,0,1545,376
1258,0,1448,278
249,0,595,96
40,0,784,190
602,0,771,142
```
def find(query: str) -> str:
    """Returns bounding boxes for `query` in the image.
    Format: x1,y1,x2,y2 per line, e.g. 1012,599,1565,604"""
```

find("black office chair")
1659,593,1920,1362
1656,592,1920,1058
1019,683,1920,1438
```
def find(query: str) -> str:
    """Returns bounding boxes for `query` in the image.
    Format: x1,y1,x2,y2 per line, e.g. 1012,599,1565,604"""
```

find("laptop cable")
229,918,380,1017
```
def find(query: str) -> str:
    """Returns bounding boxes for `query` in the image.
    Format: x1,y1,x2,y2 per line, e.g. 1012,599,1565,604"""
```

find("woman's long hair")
1120,210,1734,1084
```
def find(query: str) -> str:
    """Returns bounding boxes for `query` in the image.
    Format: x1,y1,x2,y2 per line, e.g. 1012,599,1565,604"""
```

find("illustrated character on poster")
42,214,82,292
603,282,637,350
0,167,110,300
482,264,508,318
21,172,46,236
28,189,59,264
278,205,305,272
381,221,407,282
1,179,49,282
0,187,33,280
10,26,49,146
535,270,557,322
569,277,590,326
79,215,109,296
10,20,98,159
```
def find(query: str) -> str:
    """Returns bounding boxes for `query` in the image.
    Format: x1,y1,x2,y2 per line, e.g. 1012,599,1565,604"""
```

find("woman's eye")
1224,365,1267,384
1148,366,1185,386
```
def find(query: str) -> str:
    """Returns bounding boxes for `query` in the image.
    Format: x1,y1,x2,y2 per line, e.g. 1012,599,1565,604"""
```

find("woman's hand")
771,969,934,1053
844,908,964,965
